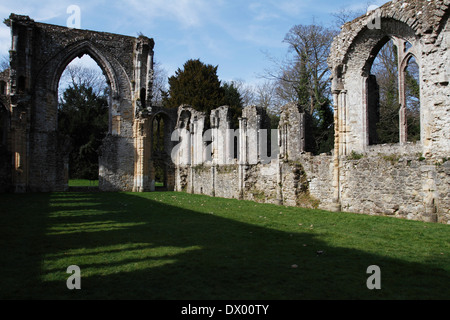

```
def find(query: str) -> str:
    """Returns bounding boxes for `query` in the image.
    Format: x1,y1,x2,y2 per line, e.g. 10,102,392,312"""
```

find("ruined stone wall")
173,104,332,210
339,152,449,223
178,154,334,211
243,162,279,204
215,164,240,199
4,14,154,192
325,0,450,223
436,162,450,222
298,154,335,210
191,165,214,196
421,8,450,158
329,0,449,157
278,103,305,160
99,135,135,191
174,99,448,223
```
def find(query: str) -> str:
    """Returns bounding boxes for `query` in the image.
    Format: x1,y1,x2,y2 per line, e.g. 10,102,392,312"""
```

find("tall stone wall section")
173,104,334,211
3,14,154,192
326,0,450,223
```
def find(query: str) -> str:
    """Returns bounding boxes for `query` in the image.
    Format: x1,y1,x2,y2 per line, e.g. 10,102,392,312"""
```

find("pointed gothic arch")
49,40,121,98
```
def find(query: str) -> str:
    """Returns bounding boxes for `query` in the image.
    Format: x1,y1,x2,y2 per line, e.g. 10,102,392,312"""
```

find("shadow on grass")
0,192,449,300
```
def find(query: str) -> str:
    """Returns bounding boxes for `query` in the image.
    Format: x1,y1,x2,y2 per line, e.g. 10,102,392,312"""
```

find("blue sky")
0,0,388,86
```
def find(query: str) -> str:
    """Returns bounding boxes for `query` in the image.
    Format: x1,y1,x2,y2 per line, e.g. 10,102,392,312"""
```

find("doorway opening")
57,55,110,190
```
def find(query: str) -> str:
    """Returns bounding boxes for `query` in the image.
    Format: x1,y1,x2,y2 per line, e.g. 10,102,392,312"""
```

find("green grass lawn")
68,180,99,187
0,191,449,300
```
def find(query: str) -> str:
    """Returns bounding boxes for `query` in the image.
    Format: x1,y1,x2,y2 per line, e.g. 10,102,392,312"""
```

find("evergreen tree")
164,59,225,113
222,81,243,128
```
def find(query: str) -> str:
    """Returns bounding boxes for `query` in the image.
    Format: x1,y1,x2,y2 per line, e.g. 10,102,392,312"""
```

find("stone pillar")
278,122,287,159
276,157,283,206
299,112,305,153
211,165,216,197
422,164,438,223
339,91,348,156
396,39,408,145
242,106,263,165
278,103,306,160
330,91,342,212
238,117,247,199
133,118,151,192
255,114,261,163
189,128,194,194
362,75,370,149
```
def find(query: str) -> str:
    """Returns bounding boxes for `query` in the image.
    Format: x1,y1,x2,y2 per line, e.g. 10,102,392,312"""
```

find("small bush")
348,151,364,160
382,154,400,164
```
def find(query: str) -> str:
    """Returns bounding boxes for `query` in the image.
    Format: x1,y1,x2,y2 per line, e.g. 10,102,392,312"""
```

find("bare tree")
253,80,279,114
371,40,400,143
1,55,9,72
273,67,301,106
229,79,255,107
151,60,168,107
59,63,108,98
266,24,337,116
262,23,337,153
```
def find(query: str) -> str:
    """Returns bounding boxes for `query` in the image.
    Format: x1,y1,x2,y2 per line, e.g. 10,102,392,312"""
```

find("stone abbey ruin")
0,0,449,223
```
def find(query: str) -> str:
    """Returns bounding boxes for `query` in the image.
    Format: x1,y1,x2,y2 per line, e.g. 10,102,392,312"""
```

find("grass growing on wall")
0,191,449,300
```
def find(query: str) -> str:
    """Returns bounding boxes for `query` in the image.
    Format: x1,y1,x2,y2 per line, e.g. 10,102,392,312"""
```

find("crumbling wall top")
4,14,35,27
0,69,9,82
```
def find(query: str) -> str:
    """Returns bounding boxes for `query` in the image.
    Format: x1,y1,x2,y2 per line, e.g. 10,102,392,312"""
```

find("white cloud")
272,0,311,17
248,2,280,21
119,0,221,29
0,0,72,22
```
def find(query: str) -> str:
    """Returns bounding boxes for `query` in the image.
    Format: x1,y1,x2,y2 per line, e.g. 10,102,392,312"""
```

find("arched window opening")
404,56,421,142
140,88,147,110
17,76,26,93
152,113,166,154
368,39,400,145
152,113,172,190
234,135,239,160
57,54,109,188
0,81,6,95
